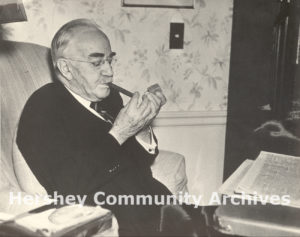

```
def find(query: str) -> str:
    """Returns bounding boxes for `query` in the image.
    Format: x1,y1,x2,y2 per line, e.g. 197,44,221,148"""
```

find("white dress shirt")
65,87,157,154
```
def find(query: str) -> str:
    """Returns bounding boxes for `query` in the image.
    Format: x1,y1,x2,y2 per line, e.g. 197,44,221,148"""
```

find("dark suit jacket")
17,82,171,205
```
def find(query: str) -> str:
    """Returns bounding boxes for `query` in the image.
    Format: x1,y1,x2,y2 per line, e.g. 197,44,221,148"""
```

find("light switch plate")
170,22,184,49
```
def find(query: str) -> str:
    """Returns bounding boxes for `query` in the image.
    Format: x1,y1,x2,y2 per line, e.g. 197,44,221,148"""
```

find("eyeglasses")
63,52,117,69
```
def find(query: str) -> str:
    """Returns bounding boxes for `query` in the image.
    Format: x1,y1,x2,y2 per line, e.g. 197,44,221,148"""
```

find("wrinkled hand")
147,84,167,106
109,91,165,145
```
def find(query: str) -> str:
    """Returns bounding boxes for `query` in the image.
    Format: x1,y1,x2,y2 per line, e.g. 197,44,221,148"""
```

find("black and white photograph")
0,0,299,236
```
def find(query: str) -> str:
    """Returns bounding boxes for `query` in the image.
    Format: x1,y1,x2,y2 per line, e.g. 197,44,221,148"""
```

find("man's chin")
96,86,111,99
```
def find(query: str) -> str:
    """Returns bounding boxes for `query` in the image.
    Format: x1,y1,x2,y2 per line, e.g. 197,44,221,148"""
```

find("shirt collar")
64,86,110,121
64,87,92,109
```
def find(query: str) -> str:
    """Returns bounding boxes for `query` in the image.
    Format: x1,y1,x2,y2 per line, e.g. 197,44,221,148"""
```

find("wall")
2,0,233,204
153,111,227,204
4,0,233,111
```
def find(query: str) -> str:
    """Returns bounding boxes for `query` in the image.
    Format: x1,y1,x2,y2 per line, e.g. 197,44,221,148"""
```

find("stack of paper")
219,151,300,208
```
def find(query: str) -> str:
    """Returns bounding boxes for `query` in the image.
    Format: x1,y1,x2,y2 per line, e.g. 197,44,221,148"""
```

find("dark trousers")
90,169,207,236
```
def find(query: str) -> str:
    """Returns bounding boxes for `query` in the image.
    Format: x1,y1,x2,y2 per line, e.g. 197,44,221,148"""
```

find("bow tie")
90,102,114,124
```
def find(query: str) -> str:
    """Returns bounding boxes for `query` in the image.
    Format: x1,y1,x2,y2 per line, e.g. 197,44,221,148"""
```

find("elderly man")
16,19,175,236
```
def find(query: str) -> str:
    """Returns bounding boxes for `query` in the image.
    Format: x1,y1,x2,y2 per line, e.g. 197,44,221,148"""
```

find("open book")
219,151,300,208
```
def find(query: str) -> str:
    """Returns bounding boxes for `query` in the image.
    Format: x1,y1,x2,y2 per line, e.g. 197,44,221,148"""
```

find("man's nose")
100,61,113,78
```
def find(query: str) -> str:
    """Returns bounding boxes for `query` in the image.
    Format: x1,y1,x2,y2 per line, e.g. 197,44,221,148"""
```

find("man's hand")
254,120,300,141
109,89,166,145
147,84,167,106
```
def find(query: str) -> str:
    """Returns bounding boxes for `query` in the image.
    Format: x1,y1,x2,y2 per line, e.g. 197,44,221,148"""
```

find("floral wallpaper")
3,0,233,111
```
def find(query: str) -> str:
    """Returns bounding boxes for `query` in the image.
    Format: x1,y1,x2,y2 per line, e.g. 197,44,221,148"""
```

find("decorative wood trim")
153,110,227,127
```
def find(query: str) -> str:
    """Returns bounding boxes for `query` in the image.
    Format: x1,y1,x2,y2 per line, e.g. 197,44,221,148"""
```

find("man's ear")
56,58,73,81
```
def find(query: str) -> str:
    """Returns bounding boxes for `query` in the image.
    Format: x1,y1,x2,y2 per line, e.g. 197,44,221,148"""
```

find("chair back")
0,40,53,190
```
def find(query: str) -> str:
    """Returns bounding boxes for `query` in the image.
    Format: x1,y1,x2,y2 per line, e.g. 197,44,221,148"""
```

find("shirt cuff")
135,127,157,154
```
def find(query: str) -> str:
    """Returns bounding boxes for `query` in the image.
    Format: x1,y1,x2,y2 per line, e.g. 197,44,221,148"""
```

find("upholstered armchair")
0,40,188,234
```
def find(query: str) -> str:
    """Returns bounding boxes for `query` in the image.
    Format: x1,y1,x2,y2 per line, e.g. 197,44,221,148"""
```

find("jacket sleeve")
16,92,129,197
110,89,159,165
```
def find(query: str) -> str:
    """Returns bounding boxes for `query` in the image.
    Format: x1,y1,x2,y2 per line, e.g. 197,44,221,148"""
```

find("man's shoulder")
30,82,59,99
24,82,64,112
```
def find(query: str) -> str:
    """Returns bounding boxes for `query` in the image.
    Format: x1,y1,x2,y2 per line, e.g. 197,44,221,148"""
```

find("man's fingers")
139,96,149,109
145,94,161,121
141,104,152,119
149,89,167,106
145,92,161,108
126,92,140,110
147,84,167,106
154,91,167,105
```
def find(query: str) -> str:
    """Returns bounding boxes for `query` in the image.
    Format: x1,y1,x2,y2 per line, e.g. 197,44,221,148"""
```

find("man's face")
63,28,115,102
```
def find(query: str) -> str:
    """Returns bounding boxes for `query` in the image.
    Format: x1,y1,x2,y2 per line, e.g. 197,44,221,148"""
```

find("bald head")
51,18,109,70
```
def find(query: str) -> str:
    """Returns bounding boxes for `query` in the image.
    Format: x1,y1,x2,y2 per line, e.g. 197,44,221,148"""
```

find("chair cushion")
151,150,188,195
12,128,47,195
